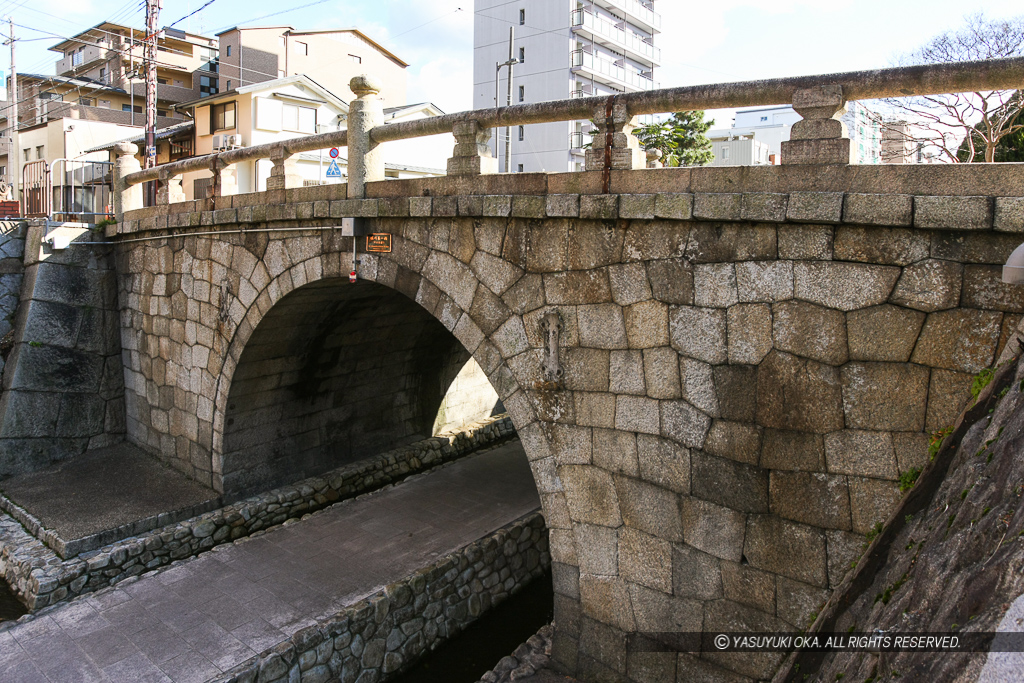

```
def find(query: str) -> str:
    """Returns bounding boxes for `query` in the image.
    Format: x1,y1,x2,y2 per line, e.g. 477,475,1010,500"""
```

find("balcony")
55,44,114,76
571,49,658,92
571,9,660,66
131,81,198,105
592,0,661,33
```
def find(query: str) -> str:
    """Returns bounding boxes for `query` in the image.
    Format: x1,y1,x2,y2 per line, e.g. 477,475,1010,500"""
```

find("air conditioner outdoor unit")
211,134,224,151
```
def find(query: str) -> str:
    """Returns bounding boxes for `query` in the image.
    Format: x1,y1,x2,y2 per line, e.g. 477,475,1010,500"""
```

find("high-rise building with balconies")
474,0,660,173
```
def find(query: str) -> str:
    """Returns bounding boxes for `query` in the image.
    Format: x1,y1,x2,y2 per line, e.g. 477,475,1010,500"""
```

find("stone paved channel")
0,441,539,682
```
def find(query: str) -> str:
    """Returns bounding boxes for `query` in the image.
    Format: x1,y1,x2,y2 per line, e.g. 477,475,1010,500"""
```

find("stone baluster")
266,148,302,190
112,142,143,221
206,156,237,201
156,170,185,205
347,75,385,199
584,99,643,172
646,148,664,169
447,120,498,176
780,85,854,165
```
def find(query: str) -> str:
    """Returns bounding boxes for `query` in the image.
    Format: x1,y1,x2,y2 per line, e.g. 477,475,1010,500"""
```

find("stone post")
266,148,302,190
780,85,854,165
585,99,643,172
447,120,498,176
206,157,237,201
156,171,185,205
112,142,143,221
646,148,664,169
347,75,385,199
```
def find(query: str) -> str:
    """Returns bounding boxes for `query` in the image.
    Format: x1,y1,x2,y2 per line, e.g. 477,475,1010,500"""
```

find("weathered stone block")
622,221,689,261
628,584,703,633
580,195,620,221
592,427,638,475
727,303,772,365
793,261,900,311
624,300,669,348
660,400,711,449
654,193,693,220
637,434,690,493
962,264,1024,313
579,576,635,632
574,391,617,429
714,365,757,422
705,420,762,467
619,194,655,220
562,348,610,392
609,350,646,396
546,423,594,465
574,523,619,575
824,430,897,479
847,305,925,362
647,259,694,305
721,561,776,615
608,263,652,306
778,225,833,260
760,429,823,472
843,193,913,226
770,471,851,530
547,194,580,218
673,544,723,600
670,306,727,365
511,195,546,218
615,475,682,542
619,528,672,593
615,395,660,435
890,259,963,312
772,300,848,365
756,351,844,434
736,261,794,303
694,263,738,308
702,600,789,679
787,192,844,223
914,196,993,230
743,515,828,587
409,196,432,217
833,226,930,266
482,195,512,217
925,368,972,431
560,465,622,527
643,347,681,400
840,362,929,431
693,193,742,221
776,576,829,629
578,303,629,350
681,497,746,562
930,231,1021,264
994,197,1024,233
544,270,612,305
911,309,1002,373
685,224,777,263
848,476,902,534
894,432,930,475
741,193,788,222
825,528,863,589
691,452,768,514
678,357,719,417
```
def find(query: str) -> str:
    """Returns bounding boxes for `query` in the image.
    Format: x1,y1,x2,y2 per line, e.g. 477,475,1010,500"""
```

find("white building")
474,0,660,173
709,102,882,166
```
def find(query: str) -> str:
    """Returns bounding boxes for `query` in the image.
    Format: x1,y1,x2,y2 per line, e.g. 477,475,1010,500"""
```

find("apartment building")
215,27,408,106
474,0,660,173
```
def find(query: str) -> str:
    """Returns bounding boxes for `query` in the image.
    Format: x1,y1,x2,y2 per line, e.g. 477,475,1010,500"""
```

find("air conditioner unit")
211,134,224,151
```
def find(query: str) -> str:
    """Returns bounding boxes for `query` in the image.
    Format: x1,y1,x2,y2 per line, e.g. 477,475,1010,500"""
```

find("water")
0,578,26,623
391,571,553,683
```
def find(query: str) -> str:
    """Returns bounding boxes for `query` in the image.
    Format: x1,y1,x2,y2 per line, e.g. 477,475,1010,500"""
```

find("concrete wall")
113,163,1024,682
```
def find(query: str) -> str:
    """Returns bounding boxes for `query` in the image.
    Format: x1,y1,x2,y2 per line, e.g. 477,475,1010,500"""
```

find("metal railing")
571,9,660,64
595,0,661,30
571,48,658,91
120,57,1024,193
51,159,113,223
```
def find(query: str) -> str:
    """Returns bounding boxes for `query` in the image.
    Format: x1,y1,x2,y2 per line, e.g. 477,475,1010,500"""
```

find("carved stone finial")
114,142,139,157
350,75,383,98
540,311,563,385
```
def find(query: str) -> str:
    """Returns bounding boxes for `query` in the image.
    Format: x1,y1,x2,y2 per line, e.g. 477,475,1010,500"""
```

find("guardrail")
115,57,1024,217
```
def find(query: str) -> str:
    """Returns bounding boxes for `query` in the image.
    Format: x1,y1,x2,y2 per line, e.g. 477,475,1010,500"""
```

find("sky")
3,0,1022,127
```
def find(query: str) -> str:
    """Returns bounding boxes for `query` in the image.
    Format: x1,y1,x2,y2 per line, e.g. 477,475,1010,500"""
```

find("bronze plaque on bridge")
366,233,392,253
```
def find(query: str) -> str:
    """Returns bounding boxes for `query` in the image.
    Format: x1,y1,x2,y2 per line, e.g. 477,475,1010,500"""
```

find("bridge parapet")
113,57,1024,217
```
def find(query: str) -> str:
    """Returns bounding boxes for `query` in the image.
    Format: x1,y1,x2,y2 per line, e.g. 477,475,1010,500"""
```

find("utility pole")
145,0,159,170
5,18,17,205
504,26,514,173
493,28,518,171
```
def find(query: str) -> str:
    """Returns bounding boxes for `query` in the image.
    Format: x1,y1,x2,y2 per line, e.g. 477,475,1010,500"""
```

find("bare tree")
877,13,1024,163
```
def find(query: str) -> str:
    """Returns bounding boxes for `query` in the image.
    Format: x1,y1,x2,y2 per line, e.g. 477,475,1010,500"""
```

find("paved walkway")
0,442,539,683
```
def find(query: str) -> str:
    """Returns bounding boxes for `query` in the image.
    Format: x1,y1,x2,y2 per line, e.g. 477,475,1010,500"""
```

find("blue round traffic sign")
329,148,339,159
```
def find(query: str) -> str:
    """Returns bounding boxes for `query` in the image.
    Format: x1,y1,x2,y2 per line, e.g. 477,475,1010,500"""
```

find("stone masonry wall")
0,416,514,612
0,221,26,377
113,165,1024,682
209,511,548,683
435,355,502,435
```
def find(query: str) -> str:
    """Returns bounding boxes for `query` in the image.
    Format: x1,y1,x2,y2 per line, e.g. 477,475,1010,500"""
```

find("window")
157,109,167,117
517,164,524,172
722,146,730,160
200,75,219,96
519,85,524,102
226,80,232,90
519,9,525,24
174,79,183,86
211,101,236,132
518,125,524,141
225,45,231,57
157,78,168,85
122,104,142,113
99,67,106,80
349,54,361,64
295,41,308,56
36,145,45,160
98,99,110,109
22,149,29,162
79,97,93,106
519,47,525,63
0,166,5,177
282,103,316,133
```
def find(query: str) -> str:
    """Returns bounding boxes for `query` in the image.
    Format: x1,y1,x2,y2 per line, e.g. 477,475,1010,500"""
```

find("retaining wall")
0,221,26,377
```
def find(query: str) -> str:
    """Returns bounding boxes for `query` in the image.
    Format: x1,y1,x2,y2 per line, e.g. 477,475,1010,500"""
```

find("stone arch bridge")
3,61,1024,682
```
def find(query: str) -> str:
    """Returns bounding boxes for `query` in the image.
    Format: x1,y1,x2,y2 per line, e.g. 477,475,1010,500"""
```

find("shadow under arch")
217,276,490,498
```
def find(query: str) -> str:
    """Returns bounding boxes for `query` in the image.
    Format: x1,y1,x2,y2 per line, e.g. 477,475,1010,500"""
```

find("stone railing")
113,57,1024,217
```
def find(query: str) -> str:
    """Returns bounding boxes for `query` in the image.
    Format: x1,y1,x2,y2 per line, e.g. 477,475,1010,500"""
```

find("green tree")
634,111,715,167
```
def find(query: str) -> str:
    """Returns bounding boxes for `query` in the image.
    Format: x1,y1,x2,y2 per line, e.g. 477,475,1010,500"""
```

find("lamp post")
494,26,519,173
